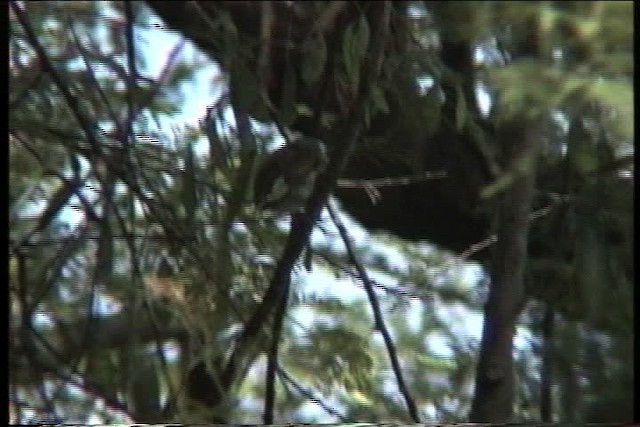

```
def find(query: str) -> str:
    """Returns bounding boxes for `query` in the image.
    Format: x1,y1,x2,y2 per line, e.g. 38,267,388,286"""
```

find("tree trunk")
469,118,540,422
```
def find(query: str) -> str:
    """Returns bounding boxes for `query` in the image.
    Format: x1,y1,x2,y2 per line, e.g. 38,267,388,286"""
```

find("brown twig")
337,171,447,204
327,202,420,423
277,367,348,422
337,170,447,188
230,3,394,423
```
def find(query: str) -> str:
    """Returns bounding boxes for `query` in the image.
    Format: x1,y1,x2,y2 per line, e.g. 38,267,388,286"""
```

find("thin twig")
123,1,138,149
13,7,248,410
447,197,572,264
68,22,121,134
228,2,394,419
327,202,420,423
337,171,447,204
314,250,436,305
277,368,348,422
14,0,238,318
337,170,447,188
11,1,105,158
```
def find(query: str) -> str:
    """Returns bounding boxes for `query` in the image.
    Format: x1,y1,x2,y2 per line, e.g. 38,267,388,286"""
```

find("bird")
253,136,328,215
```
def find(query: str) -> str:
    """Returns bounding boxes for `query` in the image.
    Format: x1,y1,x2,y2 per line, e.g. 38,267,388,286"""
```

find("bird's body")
253,137,328,214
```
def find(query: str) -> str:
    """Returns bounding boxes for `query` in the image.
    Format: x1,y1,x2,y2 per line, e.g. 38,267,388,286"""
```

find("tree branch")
226,0,393,418
277,367,348,422
469,117,541,422
327,203,420,423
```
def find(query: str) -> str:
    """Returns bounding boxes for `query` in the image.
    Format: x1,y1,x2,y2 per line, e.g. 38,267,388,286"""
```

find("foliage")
9,1,632,424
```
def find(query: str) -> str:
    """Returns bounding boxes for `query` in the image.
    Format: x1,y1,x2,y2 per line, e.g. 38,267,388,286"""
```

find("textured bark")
469,118,541,422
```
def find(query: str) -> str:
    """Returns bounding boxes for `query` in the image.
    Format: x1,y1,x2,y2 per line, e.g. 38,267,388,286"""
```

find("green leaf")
342,14,370,89
342,24,357,88
569,143,599,175
588,80,633,140
370,85,390,115
481,171,509,198
301,32,327,86
481,149,537,198
181,143,197,223
355,14,371,59
455,83,468,131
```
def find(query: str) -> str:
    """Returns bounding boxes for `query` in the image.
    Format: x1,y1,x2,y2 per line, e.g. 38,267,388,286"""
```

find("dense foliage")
9,1,632,424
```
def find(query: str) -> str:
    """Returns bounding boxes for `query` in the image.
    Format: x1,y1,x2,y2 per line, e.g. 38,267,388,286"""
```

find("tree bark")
469,118,541,422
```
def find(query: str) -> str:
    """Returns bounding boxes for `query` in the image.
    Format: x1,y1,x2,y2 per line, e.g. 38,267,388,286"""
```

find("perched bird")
253,136,328,214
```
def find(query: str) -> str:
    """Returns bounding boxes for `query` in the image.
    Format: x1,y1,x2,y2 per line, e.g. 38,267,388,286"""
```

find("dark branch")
327,203,420,423
225,0,394,415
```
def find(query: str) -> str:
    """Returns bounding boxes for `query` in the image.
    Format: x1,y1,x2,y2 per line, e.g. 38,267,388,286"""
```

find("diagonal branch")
68,22,121,134
225,1,394,419
327,202,420,423
277,367,348,422
11,1,106,158
123,0,138,148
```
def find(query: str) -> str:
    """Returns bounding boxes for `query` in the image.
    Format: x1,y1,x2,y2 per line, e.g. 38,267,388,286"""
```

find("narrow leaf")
301,32,327,86
455,83,467,131
181,143,197,223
